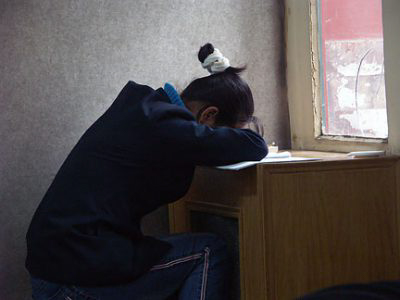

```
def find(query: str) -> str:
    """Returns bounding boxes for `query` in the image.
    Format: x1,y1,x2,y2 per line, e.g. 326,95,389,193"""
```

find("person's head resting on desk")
181,43,263,135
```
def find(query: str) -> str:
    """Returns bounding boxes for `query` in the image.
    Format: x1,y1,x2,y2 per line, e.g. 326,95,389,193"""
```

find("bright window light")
318,0,388,139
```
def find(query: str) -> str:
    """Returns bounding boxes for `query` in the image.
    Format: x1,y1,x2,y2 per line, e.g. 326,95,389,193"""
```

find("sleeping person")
26,43,267,300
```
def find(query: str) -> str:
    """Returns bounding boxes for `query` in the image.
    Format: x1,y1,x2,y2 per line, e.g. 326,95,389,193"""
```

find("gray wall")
0,0,289,299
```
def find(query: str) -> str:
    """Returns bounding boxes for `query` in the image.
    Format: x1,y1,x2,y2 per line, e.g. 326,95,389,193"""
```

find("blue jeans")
30,233,230,300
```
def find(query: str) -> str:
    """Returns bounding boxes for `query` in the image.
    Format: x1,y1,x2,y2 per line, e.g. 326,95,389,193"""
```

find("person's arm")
148,104,268,166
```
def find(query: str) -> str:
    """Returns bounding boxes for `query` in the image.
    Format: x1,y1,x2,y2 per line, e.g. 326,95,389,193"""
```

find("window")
285,0,399,153
316,0,388,139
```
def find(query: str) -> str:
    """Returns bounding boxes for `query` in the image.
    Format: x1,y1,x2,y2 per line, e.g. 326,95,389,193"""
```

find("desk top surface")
288,150,398,160
212,150,399,172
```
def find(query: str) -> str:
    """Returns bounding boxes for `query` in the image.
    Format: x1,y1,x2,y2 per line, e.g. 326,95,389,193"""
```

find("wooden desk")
169,152,400,299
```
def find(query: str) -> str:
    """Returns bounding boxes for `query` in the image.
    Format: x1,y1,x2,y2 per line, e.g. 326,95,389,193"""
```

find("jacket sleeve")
148,104,268,166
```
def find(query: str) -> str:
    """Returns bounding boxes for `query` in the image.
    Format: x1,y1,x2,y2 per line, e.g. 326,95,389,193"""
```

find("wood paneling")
264,158,399,299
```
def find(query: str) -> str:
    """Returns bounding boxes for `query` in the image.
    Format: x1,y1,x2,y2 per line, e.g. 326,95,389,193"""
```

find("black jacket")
25,81,267,286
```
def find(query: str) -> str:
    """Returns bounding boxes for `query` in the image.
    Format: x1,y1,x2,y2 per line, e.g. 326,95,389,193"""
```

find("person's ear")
198,106,219,126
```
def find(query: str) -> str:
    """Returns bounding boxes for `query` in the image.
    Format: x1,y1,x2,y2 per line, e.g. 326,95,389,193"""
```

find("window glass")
318,0,388,138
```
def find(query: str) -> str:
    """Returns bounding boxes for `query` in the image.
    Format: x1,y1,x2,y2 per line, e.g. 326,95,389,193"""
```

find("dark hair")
181,43,263,135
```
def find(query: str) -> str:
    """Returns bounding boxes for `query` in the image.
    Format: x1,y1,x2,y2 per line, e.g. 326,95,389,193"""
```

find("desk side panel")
263,158,400,299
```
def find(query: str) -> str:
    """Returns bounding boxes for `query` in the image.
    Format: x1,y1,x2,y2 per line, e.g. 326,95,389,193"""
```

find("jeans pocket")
31,277,63,300
47,287,64,300
64,286,98,300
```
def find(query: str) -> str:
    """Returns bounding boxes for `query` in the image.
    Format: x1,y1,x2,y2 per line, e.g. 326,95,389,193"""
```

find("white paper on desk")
216,152,321,171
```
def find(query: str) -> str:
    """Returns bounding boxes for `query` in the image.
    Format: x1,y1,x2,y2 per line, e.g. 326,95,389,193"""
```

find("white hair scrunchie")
201,48,230,74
